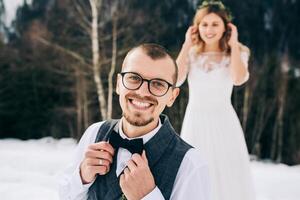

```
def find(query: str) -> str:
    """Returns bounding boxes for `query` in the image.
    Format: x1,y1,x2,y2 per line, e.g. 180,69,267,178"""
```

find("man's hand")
120,151,156,200
80,142,115,184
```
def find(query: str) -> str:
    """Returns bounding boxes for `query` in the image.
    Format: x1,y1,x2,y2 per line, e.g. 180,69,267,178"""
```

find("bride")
176,1,256,200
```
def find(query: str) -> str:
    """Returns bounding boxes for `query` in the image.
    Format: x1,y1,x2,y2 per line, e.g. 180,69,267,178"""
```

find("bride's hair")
192,1,249,55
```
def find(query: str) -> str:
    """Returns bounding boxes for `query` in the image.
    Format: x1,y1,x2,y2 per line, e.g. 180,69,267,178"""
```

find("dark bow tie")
109,131,144,154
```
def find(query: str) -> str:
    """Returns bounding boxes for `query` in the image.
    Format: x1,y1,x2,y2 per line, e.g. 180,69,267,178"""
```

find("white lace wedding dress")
180,50,256,200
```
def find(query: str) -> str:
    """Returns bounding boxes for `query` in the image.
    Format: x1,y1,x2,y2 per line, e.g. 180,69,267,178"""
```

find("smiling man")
59,43,210,200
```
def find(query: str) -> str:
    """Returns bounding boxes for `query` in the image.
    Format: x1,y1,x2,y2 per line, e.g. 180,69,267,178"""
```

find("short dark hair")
122,43,178,85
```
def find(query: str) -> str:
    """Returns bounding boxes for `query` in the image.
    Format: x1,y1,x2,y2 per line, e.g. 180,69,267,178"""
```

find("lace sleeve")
188,47,198,67
241,50,250,68
241,50,250,81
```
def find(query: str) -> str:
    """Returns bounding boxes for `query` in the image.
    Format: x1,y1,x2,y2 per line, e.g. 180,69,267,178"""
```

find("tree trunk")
75,65,90,139
271,51,289,162
89,0,107,120
75,67,83,139
82,73,89,129
107,7,118,119
242,84,250,132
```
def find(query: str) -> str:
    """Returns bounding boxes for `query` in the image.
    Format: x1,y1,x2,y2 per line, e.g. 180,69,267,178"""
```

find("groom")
59,43,210,200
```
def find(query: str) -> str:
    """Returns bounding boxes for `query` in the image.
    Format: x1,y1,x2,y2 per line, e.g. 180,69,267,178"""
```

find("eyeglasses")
119,72,175,97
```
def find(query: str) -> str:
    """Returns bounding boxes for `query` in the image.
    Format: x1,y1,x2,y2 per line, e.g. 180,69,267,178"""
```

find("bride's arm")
176,43,191,86
176,26,196,86
229,44,249,86
228,23,249,86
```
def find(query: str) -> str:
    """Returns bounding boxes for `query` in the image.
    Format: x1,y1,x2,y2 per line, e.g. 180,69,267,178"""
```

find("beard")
123,111,154,127
122,92,157,126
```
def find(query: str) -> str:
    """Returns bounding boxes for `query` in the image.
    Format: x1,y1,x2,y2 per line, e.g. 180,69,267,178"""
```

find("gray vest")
88,115,192,200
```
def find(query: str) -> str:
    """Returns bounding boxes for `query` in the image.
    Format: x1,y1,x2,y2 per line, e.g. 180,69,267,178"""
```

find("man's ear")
116,74,120,95
166,87,180,107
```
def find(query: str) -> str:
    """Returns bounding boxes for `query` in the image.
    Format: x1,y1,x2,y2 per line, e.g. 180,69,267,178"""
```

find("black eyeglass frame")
119,72,175,97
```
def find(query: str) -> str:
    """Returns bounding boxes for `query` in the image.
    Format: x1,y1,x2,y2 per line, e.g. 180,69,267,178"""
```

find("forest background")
0,0,299,165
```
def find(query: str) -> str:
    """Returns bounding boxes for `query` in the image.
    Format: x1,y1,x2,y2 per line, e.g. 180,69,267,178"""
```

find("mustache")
125,93,158,105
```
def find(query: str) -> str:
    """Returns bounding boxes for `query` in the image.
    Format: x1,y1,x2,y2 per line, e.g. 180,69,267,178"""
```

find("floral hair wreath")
198,0,234,21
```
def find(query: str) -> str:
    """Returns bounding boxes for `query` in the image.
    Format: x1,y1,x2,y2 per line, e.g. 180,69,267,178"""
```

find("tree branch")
36,36,92,68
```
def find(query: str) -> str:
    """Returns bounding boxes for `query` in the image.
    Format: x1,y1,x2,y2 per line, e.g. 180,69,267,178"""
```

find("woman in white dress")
176,1,256,200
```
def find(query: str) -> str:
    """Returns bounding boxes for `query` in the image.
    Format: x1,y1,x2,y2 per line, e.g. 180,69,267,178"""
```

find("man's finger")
89,142,115,155
126,159,137,172
123,167,130,179
86,165,107,175
86,158,111,167
119,174,125,188
85,149,113,163
142,150,148,162
131,153,146,166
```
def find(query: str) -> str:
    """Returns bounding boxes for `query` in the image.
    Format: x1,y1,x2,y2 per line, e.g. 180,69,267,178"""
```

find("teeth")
131,100,151,108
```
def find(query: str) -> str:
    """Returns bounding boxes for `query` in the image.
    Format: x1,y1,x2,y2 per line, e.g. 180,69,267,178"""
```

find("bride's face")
198,13,226,46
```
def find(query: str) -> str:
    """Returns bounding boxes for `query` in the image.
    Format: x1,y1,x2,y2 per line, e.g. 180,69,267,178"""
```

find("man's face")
116,49,179,127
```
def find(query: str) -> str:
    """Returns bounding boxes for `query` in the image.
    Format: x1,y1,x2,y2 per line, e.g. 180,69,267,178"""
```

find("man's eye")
128,75,141,81
151,81,166,88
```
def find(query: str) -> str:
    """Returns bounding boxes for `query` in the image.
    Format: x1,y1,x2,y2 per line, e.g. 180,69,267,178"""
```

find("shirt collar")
118,118,162,144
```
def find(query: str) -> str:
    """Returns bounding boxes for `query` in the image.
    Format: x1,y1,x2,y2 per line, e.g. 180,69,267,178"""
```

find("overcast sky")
3,0,32,26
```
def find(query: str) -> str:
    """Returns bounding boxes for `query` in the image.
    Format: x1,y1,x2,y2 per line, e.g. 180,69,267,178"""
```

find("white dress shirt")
59,119,210,200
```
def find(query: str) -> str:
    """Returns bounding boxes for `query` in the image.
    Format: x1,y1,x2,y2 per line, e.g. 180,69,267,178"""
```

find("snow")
0,138,299,200
252,161,300,200
0,138,76,200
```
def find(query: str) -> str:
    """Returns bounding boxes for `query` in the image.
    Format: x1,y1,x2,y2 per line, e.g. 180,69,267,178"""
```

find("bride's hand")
227,23,239,48
184,26,198,48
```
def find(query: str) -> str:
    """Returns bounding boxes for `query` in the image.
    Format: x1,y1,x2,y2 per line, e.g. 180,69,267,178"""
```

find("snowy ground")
0,138,299,200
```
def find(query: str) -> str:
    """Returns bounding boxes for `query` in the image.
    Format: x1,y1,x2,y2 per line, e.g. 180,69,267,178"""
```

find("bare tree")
107,2,118,119
248,58,276,156
75,65,90,139
0,0,4,20
0,0,5,40
35,0,121,125
242,84,250,132
271,48,289,162
89,0,108,119
71,0,131,120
